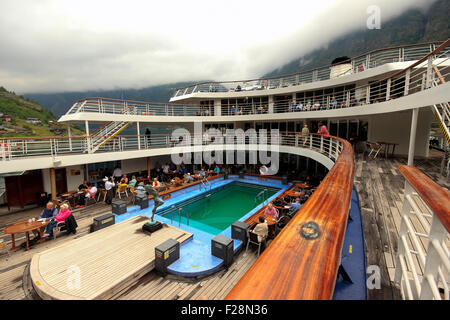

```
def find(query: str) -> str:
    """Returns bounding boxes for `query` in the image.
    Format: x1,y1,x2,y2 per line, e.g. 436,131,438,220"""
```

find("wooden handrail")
225,136,354,300
433,65,446,84
398,165,450,233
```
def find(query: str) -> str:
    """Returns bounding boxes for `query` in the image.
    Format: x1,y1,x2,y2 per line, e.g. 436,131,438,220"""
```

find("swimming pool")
159,182,279,235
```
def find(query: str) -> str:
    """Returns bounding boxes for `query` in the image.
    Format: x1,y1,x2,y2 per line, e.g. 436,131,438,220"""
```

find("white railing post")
394,181,415,298
426,56,434,89
320,135,324,152
1,142,5,161
329,139,333,158
386,78,391,101
404,69,411,96
366,86,370,104
137,122,141,150
419,214,449,300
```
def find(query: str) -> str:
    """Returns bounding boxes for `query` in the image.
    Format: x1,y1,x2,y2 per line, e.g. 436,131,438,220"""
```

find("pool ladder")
255,189,269,206
170,205,189,227
200,179,211,194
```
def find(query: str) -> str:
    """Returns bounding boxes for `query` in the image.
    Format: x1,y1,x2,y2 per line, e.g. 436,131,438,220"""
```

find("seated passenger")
128,175,137,187
152,178,161,188
39,202,59,219
78,180,88,191
183,173,194,183
135,182,147,197
252,216,268,243
120,175,128,184
214,165,220,175
288,198,302,215
296,103,303,111
264,202,279,219
42,203,72,238
77,184,97,207
331,97,338,108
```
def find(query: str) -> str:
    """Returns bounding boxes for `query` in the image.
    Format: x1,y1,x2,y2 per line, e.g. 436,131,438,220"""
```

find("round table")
3,220,50,251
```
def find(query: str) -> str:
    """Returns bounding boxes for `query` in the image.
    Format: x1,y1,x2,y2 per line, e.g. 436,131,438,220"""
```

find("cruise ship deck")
0,152,447,300
1,39,449,301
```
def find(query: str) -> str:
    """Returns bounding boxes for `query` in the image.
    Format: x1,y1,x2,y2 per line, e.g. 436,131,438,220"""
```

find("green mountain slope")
0,86,84,137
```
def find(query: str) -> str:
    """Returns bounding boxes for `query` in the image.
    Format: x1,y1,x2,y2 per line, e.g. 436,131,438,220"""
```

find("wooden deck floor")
30,215,192,300
354,151,449,300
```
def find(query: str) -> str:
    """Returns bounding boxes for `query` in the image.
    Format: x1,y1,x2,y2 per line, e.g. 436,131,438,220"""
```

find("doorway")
55,168,67,195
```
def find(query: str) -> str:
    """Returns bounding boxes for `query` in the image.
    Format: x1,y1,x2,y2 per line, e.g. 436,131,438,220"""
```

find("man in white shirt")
162,163,170,174
113,167,122,182
104,177,115,204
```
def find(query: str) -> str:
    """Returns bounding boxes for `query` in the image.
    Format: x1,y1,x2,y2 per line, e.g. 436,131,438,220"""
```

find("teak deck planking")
29,215,192,300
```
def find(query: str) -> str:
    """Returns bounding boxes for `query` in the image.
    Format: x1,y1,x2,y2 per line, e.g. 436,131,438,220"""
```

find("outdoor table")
3,219,50,251
377,141,399,158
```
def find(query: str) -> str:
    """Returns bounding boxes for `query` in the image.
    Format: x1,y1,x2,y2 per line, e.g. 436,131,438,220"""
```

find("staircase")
88,106,136,152
431,65,450,180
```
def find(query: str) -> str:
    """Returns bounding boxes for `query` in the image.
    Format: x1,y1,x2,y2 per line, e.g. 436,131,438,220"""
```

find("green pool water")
175,182,279,235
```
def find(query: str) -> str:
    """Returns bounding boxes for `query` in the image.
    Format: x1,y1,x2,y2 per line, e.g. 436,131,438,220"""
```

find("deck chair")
367,142,385,159
116,184,129,199
52,222,66,239
96,188,107,202
275,215,291,235
246,231,266,257
129,186,137,204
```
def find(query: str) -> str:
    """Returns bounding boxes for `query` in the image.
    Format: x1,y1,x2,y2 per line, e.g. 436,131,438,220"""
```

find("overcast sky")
0,0,436,94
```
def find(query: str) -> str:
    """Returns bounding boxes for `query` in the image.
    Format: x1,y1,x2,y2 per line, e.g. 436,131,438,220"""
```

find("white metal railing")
0,133,342,165
172,42,440,98
394,166,449,300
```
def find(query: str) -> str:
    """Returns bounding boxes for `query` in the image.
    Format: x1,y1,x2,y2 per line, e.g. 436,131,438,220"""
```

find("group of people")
287,96,361,112
249,183,313,251
34,201,77,240
75,180,97,208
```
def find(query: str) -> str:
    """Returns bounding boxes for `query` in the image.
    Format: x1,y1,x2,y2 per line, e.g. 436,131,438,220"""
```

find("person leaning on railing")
302,124,310,146
317,122,329,135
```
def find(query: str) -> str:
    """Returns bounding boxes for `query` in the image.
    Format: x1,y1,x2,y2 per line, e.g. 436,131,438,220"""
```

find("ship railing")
394,165,449,300
271,40,450,113
67,97,202,117
1,132,340,164
172,42,441,98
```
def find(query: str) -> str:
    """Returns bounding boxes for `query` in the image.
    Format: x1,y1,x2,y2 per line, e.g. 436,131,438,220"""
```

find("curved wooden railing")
226,136,354,300
394,165,449,300
398,166,450,232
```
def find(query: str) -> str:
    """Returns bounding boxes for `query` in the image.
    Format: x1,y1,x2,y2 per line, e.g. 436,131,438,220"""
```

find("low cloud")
0,0,436,94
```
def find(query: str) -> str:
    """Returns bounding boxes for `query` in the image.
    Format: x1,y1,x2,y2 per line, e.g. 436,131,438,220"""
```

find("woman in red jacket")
42,203,72,238
317,122,329,135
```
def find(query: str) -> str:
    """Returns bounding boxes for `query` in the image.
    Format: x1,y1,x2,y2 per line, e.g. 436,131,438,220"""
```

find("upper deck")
57,41,450,124
170,42,441,101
